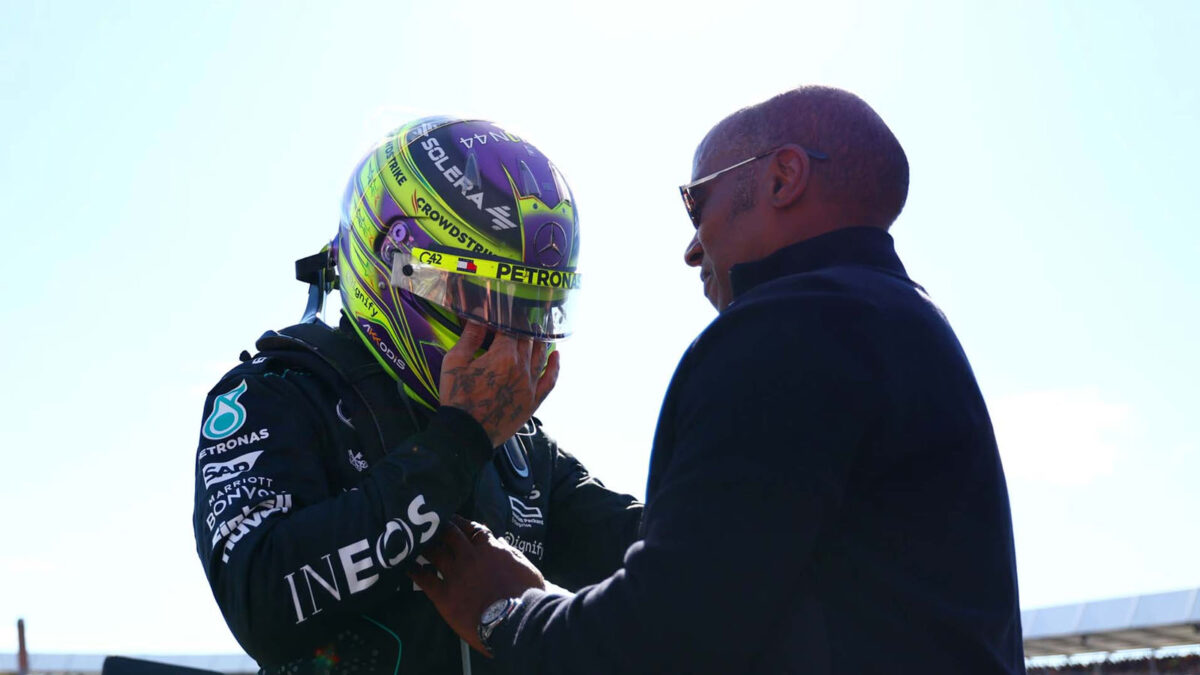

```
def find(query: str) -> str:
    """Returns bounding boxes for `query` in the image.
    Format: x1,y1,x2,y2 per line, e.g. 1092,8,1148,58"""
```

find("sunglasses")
678,145,829,227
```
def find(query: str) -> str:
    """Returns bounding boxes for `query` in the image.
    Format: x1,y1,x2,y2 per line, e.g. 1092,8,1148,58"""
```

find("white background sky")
1,0,1197,655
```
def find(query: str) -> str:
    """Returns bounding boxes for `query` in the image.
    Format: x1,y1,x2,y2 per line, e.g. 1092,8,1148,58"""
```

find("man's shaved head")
702,86,909,228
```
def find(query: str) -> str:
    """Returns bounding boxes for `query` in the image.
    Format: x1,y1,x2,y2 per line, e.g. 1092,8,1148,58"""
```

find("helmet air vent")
464,153,482,192
518,160,541,197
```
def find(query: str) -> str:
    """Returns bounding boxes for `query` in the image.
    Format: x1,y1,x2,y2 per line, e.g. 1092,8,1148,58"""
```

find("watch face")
481,598,510,625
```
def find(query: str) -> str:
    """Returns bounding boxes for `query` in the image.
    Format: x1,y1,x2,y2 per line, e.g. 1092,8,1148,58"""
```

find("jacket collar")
729,226,907,301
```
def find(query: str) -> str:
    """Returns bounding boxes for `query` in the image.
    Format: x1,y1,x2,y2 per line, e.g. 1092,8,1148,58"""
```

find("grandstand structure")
1024,587,1200,673
0,654,256,674
5,588,1200,674
1025,587,1200,656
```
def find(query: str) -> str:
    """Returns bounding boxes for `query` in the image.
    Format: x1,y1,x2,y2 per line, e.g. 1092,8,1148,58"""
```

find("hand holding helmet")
439,321,560,447
332,116,582,414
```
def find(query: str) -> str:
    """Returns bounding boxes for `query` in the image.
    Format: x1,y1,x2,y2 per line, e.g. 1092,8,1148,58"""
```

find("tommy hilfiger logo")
508,496,544,529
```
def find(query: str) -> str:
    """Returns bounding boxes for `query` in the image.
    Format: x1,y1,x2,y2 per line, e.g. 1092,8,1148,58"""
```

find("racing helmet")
332,116,580,411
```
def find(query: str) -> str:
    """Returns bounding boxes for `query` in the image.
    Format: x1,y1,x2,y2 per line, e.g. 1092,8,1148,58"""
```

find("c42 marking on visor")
203,380,249,440
412,248,581,290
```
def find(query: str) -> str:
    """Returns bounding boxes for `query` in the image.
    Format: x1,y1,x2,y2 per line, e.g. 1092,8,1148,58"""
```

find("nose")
684,231,704,267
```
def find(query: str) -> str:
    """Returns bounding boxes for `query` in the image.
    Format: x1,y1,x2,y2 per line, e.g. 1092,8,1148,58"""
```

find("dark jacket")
491,227,1025,674
192,322,642,673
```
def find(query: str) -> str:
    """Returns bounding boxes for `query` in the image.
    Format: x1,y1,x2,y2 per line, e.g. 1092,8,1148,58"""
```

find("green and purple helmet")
334,117,581,411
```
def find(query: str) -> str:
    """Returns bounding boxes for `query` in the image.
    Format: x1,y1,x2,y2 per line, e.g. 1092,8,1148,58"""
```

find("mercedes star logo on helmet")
534,222,567,268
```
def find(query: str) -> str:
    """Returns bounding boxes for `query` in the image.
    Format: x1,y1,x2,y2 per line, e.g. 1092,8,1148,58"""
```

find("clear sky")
1,0,1197,655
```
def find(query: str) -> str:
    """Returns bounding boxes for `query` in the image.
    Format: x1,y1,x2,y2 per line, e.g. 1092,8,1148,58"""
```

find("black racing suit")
192,322,642,673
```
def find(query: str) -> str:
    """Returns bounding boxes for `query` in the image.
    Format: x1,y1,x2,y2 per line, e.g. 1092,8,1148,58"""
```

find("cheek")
697,227,724,264
698,226,739,271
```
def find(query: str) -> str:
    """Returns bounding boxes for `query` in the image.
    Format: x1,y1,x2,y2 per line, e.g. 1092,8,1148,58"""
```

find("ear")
766,145,810,208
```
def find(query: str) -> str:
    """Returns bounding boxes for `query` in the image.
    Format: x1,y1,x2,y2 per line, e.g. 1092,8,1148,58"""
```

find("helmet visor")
390,247,580,340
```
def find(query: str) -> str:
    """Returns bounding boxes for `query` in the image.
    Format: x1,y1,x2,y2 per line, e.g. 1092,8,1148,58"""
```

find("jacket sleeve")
192,365,492,665
488,296,880,674
537,423,643,590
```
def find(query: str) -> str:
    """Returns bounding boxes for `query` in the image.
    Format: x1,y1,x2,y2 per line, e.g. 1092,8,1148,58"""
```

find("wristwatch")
478,597,523,650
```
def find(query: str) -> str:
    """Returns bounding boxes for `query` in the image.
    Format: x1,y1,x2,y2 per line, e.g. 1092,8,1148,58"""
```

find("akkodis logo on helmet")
203,380,249,441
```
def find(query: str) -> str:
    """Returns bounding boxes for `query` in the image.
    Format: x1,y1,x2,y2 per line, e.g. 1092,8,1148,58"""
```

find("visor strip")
410,247,581,290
